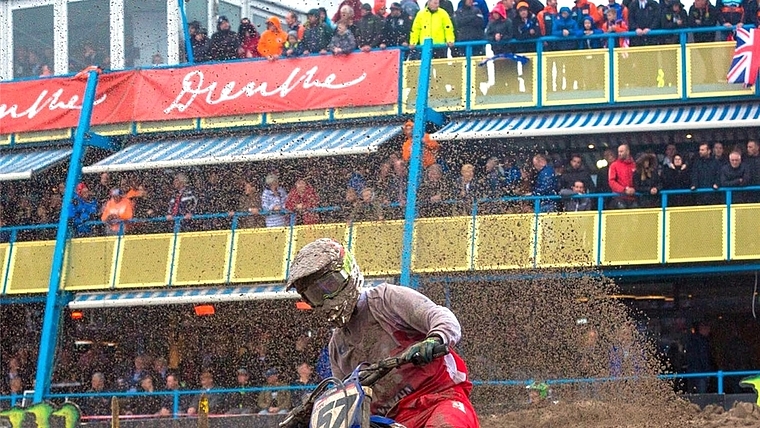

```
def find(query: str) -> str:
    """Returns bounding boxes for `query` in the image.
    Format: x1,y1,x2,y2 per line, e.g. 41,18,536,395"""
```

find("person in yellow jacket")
409,0,456,58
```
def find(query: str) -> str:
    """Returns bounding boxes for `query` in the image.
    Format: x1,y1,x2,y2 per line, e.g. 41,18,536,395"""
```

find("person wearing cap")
101,188,134,234
70,182,98,236
209,15,241,61
381,2,413,48
284,30,304,57
401,119,440,169
512,1,540,53
409,0,456,58
284,10,306,40
191,26,211,62
256,368,291,415
258,16,287,59
356,3,385,51
303,9,332,54
286,239,479,427
238,18,261,58
224,368,257,414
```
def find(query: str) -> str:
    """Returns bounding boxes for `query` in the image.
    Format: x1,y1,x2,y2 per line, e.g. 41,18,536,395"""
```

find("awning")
433,103,760,141
0,148,72,181
68,279,392,309
82,125,402,173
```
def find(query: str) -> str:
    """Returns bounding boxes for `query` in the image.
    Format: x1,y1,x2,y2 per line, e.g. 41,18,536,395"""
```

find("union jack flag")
727,27,760,86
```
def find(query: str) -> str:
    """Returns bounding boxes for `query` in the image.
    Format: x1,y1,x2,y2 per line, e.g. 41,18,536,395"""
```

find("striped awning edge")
433,103,760,141
0,148,72,181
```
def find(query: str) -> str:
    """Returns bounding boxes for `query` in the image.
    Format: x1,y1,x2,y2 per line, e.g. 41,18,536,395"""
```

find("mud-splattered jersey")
328,283,472,417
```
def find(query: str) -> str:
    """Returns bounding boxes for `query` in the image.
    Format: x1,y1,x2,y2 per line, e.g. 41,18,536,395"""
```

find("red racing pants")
392,386,480,428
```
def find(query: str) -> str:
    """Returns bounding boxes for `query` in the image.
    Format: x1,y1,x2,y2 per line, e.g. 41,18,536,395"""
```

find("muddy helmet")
286,238,364,327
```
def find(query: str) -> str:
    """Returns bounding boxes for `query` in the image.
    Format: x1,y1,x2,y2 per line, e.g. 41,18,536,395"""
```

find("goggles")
299,268,350,307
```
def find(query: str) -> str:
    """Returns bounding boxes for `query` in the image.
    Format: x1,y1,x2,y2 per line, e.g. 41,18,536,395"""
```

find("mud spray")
420,273,760,428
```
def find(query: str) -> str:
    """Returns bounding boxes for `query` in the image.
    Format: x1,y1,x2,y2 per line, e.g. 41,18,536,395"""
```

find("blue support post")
178,0,194,64
34,70,101,404
726,190,732,261
400,38,434,287
679,32,688,99
608,35,616,103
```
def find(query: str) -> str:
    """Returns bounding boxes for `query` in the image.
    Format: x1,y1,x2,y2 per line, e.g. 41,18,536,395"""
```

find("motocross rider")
286,238,480,428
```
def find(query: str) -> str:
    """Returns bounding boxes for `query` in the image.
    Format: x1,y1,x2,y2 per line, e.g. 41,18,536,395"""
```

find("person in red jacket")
285,179,321,225
608,143,639,209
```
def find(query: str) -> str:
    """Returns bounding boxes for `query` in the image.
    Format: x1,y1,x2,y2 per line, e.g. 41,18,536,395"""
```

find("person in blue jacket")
70,182,98,236
552,7,580,51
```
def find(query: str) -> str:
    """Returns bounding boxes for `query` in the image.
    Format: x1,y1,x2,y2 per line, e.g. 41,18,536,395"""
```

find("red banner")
0,51,400,135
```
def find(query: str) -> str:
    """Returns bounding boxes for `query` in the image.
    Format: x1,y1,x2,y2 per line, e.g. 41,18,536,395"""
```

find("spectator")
713,142,728,169
607,0,629,22
553,7,581,51
685,321,714,393
453,0,486,56
70,183,98,237
720,151,750,189
187,370,222,415
418,164,452,217
303,9,332,54
537,0,559,36
381,2,413,48
662,153,691,206
153,357,169,388
284,10,306,40
744,139,760,194
162,374,186,416
257,368,291,415
633,153,661,208
209,16,240,61
560,154,595,192
440,0,456,16
337,5,360,33
486,3,514,54
401,120,440,169
572,0,604,26
628,0,661,46
261,174,288,228
531,154,558,212
284,179,320,225
258,17,287,59
746,0,760,26
290,362,319,408
401,0,422,18
688,0,719,42
482,156,507,200
333,0,365,24
319,7,334,29
718,0,745,35
225,368,257,414
577,16,605,50
690,142,721,204
374,160,405,207
238,18,261,58
661,1,688,44
356,3,385,51
609,144,638,209
235,179,263,229
167,173,197,221
513,2,540,53
602,7,629,47
328,22,358,54
80,372,111,416
561,180,594,211
454,164,479,216
191,27,211,62
409,0,456,58
101,189,134,234
350,187,385,222
131,375,165,417
284,31,304,57
660,143,677,170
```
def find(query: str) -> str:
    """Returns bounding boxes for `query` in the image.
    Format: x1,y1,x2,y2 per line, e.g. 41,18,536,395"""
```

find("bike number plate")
310,382,363,428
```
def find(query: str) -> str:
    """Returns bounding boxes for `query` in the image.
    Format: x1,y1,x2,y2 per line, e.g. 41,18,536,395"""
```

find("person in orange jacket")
258,16,287,59
101,188,134,234
401,120,440,170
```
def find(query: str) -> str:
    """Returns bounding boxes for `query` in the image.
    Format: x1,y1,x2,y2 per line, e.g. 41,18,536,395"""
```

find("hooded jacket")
257,17,286,57
409,5,456,45
552,7,580,50
537,4,559,35
454,2,486,42
401,120,440,169
486,3,513,54
209,20,240,61
572,0,604,25
458,0,490,26
238,22,261,58
577,15,604,48
303,20,333,53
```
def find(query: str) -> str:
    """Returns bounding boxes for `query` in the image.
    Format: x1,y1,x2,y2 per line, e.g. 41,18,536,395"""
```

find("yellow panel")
89,122,132,136
333,104,398,120
0,244,10,293
267,110,330,125
666,206,726,263
6,241,56,294
136,120,196,133
542,49,609,106
115,234,173,288
404,58,466,113
536,212,597,268
471,54,537,110
200,114,263,129
291,224,349,255
686,42,755,98
731,205,760,260
473,214,534,270
413,217,471,272
0,135,11,146
173,231,231,286
601,210,661,265
14,128,72,144
230,228,289,283
63,237,118,290
615,45,681,102
351,220,403,276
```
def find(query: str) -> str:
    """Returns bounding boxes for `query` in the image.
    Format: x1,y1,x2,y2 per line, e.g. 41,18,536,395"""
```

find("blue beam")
34,70,101,404
400,38,435,287
84,132,118,151
425,107,445,126
178,0,194,64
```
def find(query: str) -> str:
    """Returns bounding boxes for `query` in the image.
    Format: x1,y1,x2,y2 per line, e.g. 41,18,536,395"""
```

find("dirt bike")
279,344,449,428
